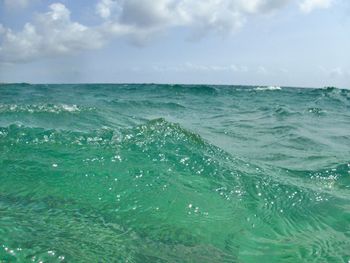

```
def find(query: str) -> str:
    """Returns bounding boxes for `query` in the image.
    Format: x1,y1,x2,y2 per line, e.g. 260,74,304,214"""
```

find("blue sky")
0,0,349,88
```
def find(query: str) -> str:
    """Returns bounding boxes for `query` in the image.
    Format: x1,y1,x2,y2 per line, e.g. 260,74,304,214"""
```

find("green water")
0,84,349,262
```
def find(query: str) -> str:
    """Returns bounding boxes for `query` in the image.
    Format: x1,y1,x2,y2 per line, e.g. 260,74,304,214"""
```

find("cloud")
97,0,292,36
96,0,120,19
151,62,250,73
0,0,336,63
0,3,105,62
299,0,333,13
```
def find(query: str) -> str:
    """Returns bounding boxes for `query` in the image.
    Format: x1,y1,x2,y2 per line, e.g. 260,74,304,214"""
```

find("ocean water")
0,83,349,262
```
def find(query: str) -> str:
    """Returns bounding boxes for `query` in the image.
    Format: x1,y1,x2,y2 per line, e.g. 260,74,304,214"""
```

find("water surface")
0,84,349,262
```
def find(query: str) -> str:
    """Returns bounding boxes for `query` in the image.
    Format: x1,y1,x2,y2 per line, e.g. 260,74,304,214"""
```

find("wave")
167,84,219,95
307,107,327,115
2,118,348,196
0,103,92,114
1,117,349,261
1,83,350,262
309,86,350,103
255,86,282,91
108,99,186,110
0,124,117,147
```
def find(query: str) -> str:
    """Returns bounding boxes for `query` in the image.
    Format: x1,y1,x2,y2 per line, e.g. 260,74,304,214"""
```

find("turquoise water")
0,84,349,262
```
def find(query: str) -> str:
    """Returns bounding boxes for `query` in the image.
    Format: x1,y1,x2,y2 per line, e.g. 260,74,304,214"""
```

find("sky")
0,0,349,88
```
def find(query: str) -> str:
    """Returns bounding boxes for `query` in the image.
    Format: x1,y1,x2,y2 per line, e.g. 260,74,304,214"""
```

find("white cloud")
96,0,120,19
0,0,336,63
97,0,292,36
0,3,105,62
151,62,250,73
299,0,333,13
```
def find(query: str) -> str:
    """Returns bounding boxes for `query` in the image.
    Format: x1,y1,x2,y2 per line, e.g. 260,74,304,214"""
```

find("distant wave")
255,86,282,91
108,99,186,110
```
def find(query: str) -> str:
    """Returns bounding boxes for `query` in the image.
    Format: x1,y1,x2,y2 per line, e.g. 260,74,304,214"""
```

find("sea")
0,83,349,262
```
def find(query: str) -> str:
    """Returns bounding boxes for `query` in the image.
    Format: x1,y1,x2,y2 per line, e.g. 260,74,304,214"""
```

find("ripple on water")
0,84,349,262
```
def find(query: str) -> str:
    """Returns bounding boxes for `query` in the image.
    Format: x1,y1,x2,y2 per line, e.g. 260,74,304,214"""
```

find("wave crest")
255,86,282,91
0,104,91,114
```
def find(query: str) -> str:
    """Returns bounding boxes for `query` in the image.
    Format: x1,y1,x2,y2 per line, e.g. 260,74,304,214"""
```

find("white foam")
60,104,79,112
0,104,81,113
255,86,282,91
